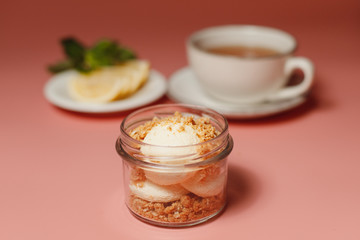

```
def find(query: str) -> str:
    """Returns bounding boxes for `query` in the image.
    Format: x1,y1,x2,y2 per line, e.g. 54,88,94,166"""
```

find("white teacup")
187,25,314,104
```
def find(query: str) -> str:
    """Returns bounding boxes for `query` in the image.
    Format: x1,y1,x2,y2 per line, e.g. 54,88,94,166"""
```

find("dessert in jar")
116,104,233,227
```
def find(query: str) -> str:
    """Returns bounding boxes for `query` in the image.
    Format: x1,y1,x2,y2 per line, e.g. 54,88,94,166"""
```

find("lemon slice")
68,60,150,103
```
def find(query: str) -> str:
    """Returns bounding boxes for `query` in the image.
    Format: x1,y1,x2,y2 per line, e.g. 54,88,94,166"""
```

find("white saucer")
167,67,307,119
44,69,167,113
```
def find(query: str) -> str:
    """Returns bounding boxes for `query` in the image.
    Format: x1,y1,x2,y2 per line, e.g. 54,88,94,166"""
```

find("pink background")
1,0,360,239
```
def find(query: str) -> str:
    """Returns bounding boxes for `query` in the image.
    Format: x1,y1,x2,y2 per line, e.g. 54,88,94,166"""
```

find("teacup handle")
267,57,314,101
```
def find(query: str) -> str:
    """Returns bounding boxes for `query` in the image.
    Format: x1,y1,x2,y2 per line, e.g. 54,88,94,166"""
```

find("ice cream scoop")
181,170,226,197
140,121,201,185
129,180,188,202
141,122,200,157
144,167,195,186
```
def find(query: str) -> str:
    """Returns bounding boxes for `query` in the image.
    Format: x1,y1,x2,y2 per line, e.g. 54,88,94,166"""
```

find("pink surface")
1,0,360,239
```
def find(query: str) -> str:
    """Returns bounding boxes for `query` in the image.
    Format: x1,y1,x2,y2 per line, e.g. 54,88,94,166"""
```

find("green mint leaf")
85,39,119,69
117,47,136,61
48,37,137,73
61,37,86,63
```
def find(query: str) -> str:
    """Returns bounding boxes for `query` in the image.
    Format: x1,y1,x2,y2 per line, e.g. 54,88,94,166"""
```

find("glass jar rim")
121,103,229,147
116,104,233,169
116,135,233,170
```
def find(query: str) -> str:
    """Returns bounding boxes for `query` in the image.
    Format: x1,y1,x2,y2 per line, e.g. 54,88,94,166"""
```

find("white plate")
167,67,307,119
44,69,167,113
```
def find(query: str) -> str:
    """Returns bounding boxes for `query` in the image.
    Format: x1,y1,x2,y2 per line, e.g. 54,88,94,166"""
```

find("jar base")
127,202,226,227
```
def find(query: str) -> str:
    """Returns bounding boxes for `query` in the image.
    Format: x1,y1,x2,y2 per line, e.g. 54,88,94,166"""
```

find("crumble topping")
130,112,219,142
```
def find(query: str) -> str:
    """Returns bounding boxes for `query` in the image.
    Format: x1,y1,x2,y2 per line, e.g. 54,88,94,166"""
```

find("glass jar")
115,104,233,227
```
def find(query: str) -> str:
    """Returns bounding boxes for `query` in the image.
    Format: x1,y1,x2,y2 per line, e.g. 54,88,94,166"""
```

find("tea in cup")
187,25,314,104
